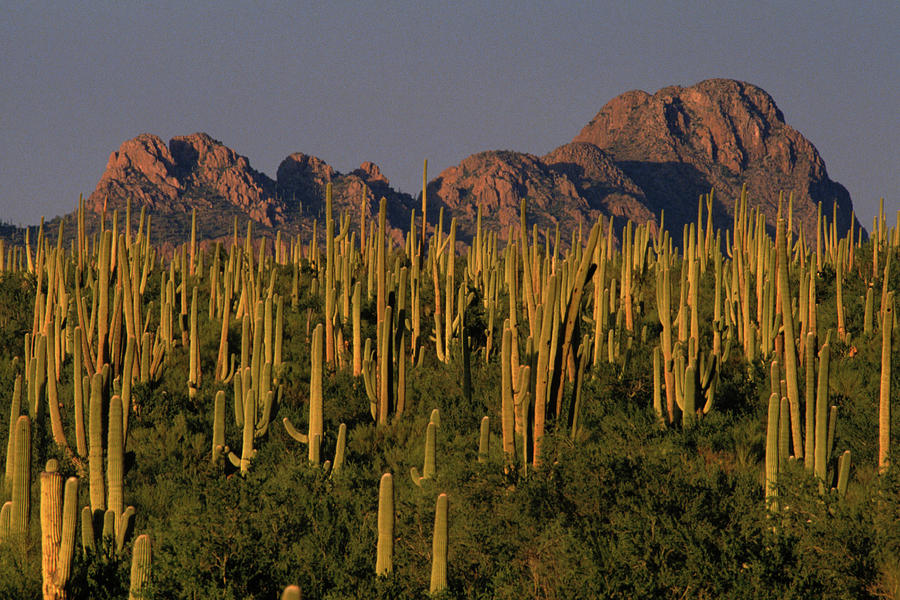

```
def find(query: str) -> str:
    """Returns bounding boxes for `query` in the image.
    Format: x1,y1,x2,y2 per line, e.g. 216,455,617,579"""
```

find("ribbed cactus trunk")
879,292,894,471
765,392,779,511
532,274,558,466
331,423,347,475
411,421,436,486
88,372,105,515
776,219,803,459
212,391,226,464
500,326,516,467
188,286,199,399
129,534,152,600
430,493,449,595
378,305,393,425
309,324,324,461
376,473,393,576
803,332,816,472
478,416,490,463
56,476,78,598
325,183,336,365
815,339,831,482
107,393,124,521
682,364,696,428
652,346,664,426
10,415,32,540
96,231,111,371
41,461,63,600
5,374,22,490
352,282,362,376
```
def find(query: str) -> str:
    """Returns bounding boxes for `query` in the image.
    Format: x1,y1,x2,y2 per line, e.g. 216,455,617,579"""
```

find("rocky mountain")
62,78,861,249
87,133,282,228
276,153,415,245
427,144,655,243
84,133,415,246
573,78,861,239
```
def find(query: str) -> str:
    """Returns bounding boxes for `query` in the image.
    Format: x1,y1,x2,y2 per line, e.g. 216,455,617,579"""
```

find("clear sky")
1,2,897,229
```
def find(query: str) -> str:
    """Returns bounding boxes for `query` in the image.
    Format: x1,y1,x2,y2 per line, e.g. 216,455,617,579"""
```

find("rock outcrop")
427,147,654,244
87,134,415,245
573,78,861,239
276,154,415,244
78,80,862,250
87,133,283,228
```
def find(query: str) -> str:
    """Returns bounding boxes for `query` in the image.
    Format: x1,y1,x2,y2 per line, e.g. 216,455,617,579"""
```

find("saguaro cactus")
879,292,894,471
212,391,226,464
129,534,152,600
108,394,124,520
765,392,779,511
41,463,78,600
430,493,449,595
478,416,490,463
815,339,831,483
89,372,106,514
776,219,803,459
10,415,32,539
309,324,324,459
411,421,437,486
41,460,64,599
282,585,302,600
376,473,394,576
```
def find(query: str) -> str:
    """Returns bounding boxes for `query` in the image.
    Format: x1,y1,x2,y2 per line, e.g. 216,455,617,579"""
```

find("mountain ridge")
4,78,864,247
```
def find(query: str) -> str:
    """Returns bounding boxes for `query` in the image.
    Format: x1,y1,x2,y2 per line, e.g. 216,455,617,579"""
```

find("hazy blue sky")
2,2,897,228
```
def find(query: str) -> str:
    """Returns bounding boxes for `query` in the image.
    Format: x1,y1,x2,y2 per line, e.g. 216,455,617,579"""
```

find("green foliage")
1,214,899,599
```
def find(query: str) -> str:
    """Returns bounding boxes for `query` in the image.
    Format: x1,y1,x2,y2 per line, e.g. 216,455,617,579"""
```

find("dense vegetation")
0,192,898,599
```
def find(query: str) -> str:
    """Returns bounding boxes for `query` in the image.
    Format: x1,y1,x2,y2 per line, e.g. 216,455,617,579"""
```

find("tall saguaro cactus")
40,462,78,600
880,291,894,471
776,218,803,459
430,493,449,595
129,534,152,600
411,421,436,486
376,473,394,576
10,415,32,540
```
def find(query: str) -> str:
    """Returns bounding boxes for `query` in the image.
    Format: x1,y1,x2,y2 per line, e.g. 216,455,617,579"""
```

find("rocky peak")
87,132,283,227
542,142,655,227
87,134,183,213
427,148,654,243
574,78,859,239
352,161,390,186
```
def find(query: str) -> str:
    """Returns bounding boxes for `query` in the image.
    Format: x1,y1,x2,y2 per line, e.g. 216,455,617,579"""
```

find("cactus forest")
0,177,899,600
